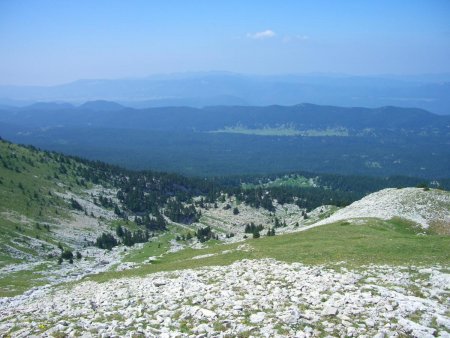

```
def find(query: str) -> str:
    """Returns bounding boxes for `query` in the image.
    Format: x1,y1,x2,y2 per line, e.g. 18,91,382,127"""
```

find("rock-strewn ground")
1,259,449,338
191,196,335,244
0,184,131,287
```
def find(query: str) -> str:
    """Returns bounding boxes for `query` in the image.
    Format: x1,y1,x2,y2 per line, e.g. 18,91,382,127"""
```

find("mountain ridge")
1,102,448,132
1,72,450,114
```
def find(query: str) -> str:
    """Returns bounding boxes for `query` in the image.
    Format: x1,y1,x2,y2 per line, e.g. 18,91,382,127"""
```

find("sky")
0,0,449,85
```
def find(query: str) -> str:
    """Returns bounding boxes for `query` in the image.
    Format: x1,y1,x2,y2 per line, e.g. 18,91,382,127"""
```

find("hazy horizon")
3,70,450,88
1,0,449,86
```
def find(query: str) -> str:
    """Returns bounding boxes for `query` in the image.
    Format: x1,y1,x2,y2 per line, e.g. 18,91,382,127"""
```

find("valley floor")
0,259,449,337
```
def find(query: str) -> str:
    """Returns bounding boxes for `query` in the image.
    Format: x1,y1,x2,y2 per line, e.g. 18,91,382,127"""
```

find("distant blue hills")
1,72,449,114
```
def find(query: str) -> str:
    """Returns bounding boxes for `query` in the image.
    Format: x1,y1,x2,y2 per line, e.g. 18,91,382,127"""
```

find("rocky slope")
315,187,450,231
1,259,449,337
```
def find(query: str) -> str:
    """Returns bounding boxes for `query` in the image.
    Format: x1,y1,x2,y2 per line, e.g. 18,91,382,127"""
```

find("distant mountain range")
1,72,449,114
1,101,449,135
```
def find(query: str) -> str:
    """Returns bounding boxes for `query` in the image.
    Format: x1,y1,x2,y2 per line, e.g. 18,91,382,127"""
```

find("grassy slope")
0,141,94,295
88,217,450,283
0,141,86,262
0,141,153,296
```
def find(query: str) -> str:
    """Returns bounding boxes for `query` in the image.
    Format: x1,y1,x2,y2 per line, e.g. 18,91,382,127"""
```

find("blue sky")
1,0,449,85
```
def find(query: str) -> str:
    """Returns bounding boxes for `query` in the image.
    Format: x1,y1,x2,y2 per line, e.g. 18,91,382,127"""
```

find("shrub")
61,250,73,260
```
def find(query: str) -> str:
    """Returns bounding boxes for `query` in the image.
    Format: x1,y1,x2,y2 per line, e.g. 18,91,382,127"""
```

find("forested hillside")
1,103,449,177
1,102,449,133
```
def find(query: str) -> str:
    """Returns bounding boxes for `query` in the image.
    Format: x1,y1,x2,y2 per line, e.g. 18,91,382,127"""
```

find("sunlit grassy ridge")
88,217,450,283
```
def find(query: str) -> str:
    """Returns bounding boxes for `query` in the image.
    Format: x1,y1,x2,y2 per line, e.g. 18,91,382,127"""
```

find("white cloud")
247,30,276,40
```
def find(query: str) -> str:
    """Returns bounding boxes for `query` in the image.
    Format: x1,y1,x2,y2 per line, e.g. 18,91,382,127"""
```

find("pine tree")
244,224,250,233
274,217,280,228
116,225,124,237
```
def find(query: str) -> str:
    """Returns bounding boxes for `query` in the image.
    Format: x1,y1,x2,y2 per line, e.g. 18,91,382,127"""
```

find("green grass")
0,268,47,297
242,174,315,190
0,250,22,268
0,140,99,295
108,218,142,232
124,231,175,263
87,217,450,283
251,218,449,266
0,141,87,220
0,140,103,261
0,141,88,244
211,125,349,137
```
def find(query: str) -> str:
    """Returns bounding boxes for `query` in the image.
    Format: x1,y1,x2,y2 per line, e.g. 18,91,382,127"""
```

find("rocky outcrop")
315,188,450,229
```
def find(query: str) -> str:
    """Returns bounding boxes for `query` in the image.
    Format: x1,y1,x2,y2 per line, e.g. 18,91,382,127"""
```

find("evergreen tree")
95,233,118,250
116,225,124,237
274,217,280,228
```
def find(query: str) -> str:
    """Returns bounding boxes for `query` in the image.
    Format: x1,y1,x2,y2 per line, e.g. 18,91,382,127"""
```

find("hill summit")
315,187,450,233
